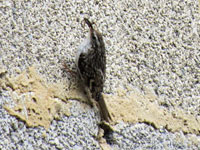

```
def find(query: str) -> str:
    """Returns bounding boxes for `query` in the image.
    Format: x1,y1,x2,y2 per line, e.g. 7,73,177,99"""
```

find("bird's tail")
96,93,112,122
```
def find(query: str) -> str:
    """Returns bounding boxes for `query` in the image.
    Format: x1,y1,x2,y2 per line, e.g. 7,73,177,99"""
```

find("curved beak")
83,18,94,31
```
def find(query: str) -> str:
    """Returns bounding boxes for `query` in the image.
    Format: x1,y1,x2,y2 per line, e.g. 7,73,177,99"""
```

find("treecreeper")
75,18,112,122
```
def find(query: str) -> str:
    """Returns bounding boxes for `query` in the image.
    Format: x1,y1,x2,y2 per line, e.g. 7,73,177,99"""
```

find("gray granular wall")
0,0,200,149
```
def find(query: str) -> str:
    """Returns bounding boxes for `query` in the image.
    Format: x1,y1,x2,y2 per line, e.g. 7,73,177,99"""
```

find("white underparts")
75,34,91,66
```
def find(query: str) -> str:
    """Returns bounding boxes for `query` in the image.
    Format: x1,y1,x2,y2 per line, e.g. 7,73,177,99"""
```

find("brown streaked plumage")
76,18,111,122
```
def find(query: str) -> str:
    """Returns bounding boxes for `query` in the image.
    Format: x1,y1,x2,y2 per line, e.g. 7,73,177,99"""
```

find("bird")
75,18,112,122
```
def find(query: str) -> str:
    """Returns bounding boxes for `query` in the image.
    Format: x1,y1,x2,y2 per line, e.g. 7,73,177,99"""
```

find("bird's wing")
78,51,94,86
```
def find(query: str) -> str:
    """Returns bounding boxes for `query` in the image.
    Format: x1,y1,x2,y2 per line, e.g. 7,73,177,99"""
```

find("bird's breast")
76,37,91,66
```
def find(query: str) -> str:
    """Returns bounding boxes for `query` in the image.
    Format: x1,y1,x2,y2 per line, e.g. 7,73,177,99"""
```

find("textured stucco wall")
0,0,200,149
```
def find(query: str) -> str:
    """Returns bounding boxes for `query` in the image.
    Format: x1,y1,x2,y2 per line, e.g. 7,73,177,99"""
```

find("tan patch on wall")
105,88,200,135
1,66,71,129
0,66,200,135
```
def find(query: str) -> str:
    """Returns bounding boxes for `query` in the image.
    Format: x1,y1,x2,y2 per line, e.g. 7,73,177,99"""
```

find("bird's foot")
62,62,77,76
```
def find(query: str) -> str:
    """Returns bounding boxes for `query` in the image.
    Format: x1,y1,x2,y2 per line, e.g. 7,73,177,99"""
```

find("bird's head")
83,18,104,49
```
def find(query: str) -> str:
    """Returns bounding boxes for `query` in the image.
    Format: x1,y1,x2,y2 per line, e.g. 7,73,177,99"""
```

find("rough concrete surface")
0,0,200,149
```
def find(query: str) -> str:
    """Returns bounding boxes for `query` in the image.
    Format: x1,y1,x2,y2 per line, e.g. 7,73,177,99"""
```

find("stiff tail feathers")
96,93,112,122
